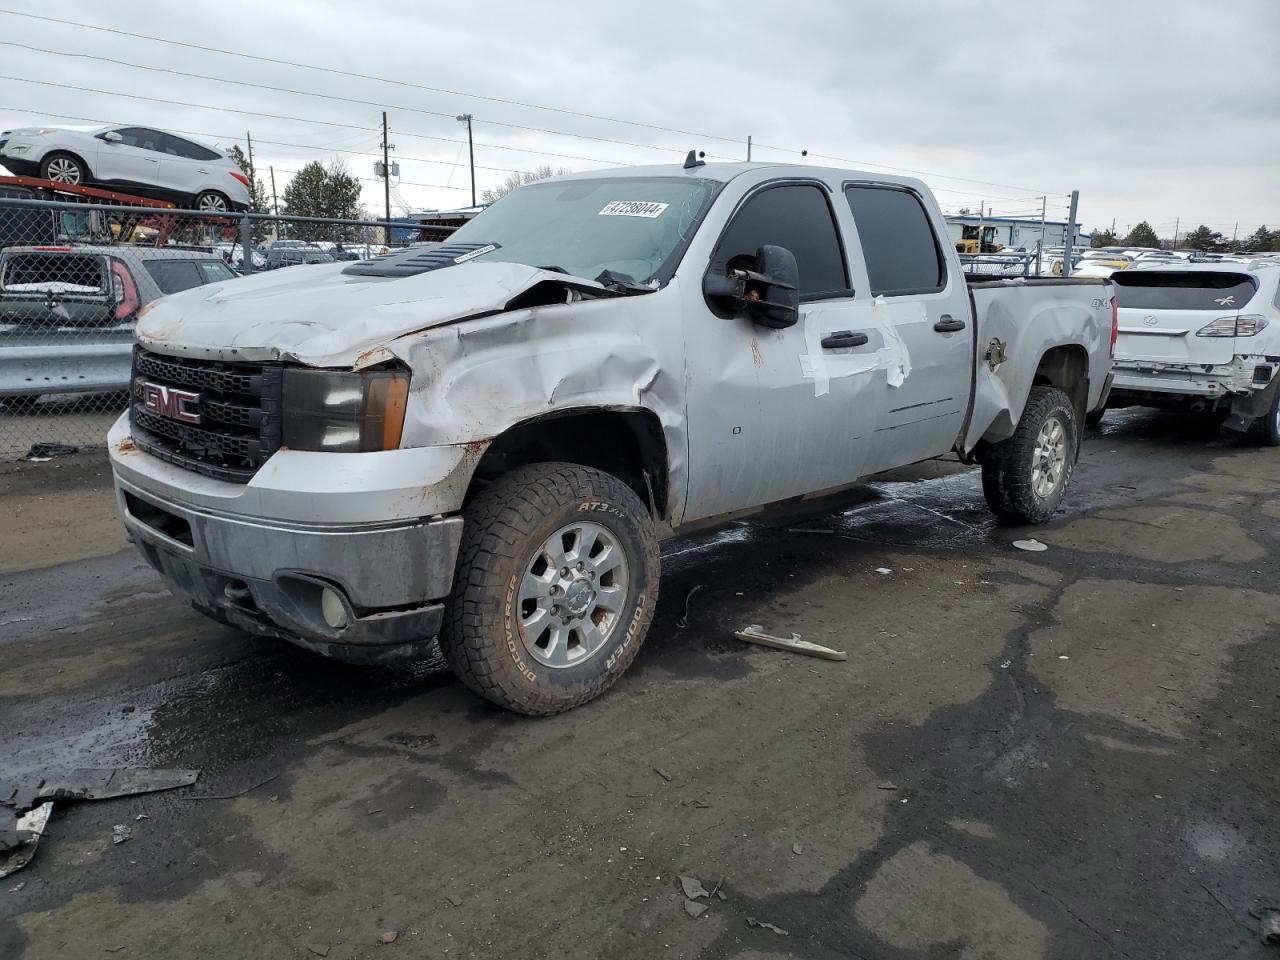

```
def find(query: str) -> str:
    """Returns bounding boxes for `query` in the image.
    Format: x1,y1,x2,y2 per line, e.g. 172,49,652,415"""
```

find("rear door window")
844,185,946,297
1112,271,1258,310
144,260,204,294
712,183,848,299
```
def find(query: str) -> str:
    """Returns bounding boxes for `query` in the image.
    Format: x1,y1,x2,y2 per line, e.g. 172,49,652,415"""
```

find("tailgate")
1112,270,1257,366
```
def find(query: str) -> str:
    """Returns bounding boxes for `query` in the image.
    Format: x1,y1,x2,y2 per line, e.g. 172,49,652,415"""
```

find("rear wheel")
194,191,231,212
1250,385,1280,447
442,462,660,715
41,152,87,185
982,386,1078,524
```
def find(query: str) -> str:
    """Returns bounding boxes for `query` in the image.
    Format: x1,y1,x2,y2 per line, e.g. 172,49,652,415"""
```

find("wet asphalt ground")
1,408,1278,959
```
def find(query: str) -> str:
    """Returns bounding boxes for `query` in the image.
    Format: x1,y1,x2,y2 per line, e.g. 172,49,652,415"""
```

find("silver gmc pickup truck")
108,161,1114,714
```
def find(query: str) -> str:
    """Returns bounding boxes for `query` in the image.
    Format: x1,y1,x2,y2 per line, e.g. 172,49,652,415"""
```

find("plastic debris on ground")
1012,539,1048,552
679,875,709,900
0,767,199,878
747,917,790,936
734,624,848,662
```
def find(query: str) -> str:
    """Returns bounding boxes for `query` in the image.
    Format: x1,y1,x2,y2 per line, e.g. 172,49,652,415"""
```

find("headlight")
282,367,409,452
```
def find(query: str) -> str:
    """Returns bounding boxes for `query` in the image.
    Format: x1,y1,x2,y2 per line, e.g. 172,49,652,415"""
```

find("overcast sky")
2,0,1277,240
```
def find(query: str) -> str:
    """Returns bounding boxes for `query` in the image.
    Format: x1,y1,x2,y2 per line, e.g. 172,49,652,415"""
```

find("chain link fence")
0,194,448,460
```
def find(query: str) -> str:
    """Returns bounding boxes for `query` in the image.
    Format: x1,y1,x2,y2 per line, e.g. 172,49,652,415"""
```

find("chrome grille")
129,346,282,482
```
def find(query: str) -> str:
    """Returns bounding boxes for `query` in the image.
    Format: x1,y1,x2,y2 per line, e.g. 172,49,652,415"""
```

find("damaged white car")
108,161,1114,714
1104,261,1280,443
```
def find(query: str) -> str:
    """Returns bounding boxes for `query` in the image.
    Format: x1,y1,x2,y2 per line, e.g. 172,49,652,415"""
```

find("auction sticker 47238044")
598,201,669,218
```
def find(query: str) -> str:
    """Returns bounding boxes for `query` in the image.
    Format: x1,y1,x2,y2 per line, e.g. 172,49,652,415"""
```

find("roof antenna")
683,149,706,169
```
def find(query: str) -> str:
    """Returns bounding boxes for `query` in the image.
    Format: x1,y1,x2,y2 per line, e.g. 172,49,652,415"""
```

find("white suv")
1105,261,1280,443
0,124,251,212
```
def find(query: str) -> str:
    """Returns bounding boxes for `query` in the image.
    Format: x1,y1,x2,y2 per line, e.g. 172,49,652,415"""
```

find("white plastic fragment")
734,625,848,662
1012,539,1048,552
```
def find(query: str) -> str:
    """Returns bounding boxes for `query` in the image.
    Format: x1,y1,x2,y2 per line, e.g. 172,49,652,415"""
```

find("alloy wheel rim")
197,194,228,211
517,521,629,669
1031,415,1067,499
47,158,80,183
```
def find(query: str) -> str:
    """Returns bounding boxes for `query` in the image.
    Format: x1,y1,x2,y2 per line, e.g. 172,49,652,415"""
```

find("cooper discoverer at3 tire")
441,462,660,716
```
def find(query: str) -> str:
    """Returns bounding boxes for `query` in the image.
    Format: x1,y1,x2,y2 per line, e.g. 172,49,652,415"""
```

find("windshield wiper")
594,269,656,295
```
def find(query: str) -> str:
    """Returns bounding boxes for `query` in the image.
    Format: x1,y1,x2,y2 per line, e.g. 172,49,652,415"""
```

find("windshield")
446,176,722,285
1113,271,1258,310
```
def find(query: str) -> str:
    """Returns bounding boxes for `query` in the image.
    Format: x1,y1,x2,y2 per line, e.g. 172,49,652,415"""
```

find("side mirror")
101,131,123,143
703,244,799,328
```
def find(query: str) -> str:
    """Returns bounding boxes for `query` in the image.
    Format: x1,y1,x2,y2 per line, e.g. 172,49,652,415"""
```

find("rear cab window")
0,251,107,296
1112,271,1258,310
844,185,946,297
710,183,848,300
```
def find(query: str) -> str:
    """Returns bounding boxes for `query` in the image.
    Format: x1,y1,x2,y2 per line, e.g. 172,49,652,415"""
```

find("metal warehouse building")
944,214,1087,252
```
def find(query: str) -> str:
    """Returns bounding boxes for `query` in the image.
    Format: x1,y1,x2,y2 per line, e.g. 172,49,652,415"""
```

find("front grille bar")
130,346,282,483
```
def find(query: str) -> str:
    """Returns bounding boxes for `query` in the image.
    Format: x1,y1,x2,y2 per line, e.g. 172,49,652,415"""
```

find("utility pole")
456,114,475,206
1063,190,1080,278
245,130,255,186
381,111,392,224
1172,216,1179,250
269,165,280,241
1232,221,1238,245
1037,196,1047,275
747,135,752,161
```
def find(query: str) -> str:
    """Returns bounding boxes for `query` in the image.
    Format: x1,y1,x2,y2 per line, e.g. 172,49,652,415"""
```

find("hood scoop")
343,241,502,278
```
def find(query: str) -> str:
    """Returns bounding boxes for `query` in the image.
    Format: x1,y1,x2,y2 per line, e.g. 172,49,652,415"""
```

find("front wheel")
41,152,87,185
442,463,660,715
982,386,1078,524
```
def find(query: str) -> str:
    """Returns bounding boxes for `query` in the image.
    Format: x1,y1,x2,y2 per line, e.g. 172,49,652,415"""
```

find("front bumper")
110,416,467,663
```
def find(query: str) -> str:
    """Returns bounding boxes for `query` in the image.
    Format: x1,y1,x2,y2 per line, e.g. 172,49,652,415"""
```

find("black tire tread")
981,385,1077,525
442,462,659,716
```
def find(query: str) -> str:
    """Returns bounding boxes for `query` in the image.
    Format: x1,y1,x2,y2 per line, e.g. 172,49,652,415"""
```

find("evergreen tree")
282,161,366,239
1182,225,1225,252
1122,221,1161,249
1091,229,1118,248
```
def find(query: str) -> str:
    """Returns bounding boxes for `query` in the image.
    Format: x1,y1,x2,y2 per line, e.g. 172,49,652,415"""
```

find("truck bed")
962,276,1114,452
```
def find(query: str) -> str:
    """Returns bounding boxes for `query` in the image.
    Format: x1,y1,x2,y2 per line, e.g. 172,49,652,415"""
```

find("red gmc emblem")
139,381,202,424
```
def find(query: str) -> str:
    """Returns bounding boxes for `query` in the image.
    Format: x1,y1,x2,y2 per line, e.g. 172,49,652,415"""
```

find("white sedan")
0,123,251,212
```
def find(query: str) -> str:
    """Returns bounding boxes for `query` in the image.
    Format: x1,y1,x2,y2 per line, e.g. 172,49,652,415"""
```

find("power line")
0,93,630,169
0,8,752,148
0,105,513,189
0,41,737,162
0,17,1064,195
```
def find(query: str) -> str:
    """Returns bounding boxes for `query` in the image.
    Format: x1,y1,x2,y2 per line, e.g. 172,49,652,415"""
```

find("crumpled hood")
135,260,602,367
